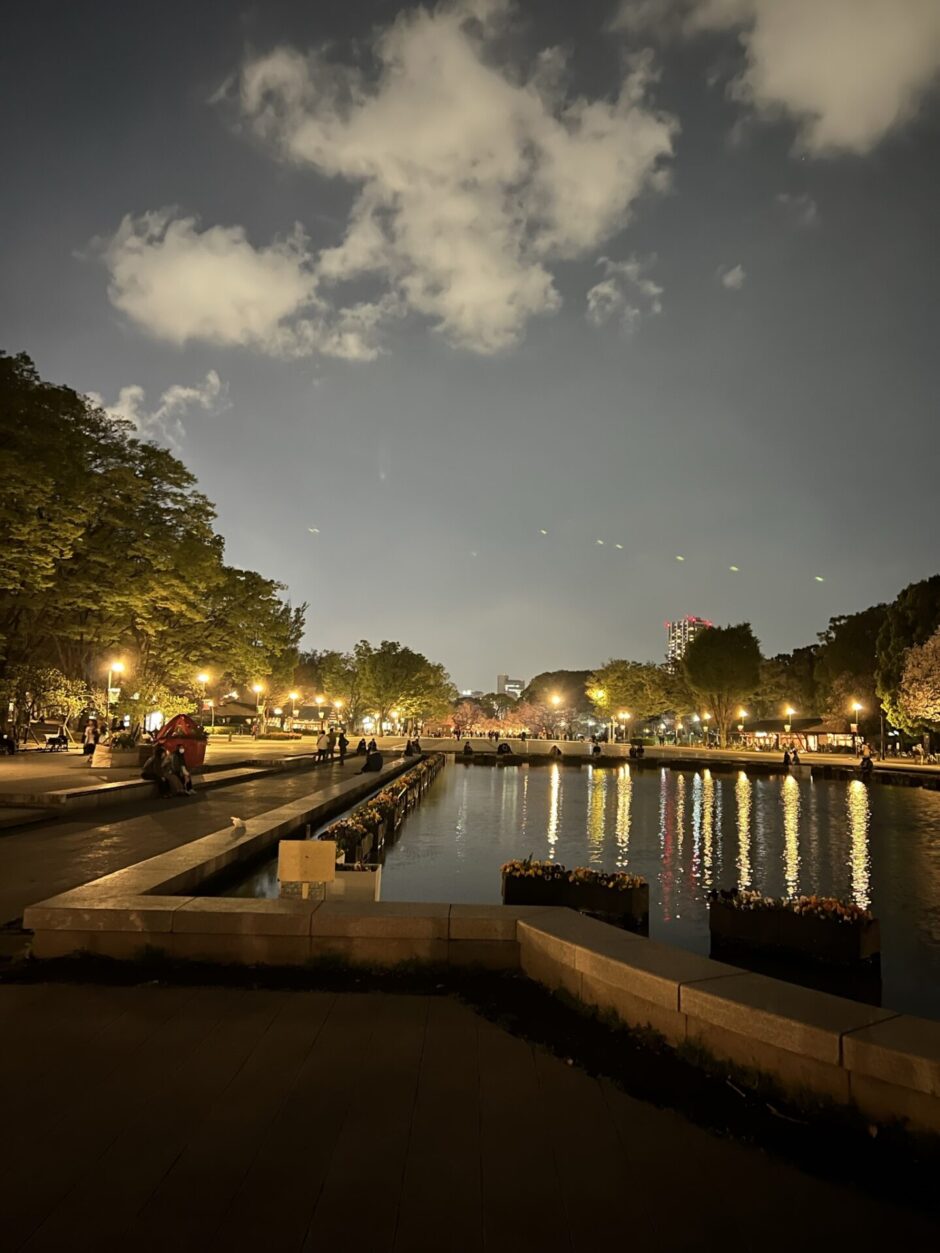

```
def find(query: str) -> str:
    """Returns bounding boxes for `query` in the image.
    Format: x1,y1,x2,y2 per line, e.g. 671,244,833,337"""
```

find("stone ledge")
681,972,897,1065
23,896,194,933
311,901,452,939
449,903,551,942
842,1014,940,1098
172,897,321,936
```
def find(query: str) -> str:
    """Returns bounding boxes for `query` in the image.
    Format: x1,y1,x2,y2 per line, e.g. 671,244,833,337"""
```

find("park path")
0,758,364,926
0,985,933,1252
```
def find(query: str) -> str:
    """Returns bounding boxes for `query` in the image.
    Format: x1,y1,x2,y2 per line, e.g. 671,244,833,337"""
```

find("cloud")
87,370,227,450
776,192,818,228
718,262,746,289
229,0,676,354
613,0,940,155
586,255,663,333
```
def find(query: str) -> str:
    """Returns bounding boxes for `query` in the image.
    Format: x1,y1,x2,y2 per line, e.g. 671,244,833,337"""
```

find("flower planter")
327,866,382,902
501,871,568,908
90,745,151,769
709,901,880,964
567,881,649,927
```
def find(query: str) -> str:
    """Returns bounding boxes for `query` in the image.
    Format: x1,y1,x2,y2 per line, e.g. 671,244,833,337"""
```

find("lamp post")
390,708,399,735
550,693,562,738
288,691,299,731
251,683,265,734
851,700,862,756
106,660,125,725
207,699,215,728
333,698,344,729
738,708,748,745
315,695,325,732
618,711,630,744
702,712,711,747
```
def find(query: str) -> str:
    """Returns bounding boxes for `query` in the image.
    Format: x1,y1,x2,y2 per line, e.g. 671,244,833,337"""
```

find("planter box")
327,866,382,902
90,745,151,769
502,872,568,908
568,881,649,926
709,901,880,964
502,873,648,926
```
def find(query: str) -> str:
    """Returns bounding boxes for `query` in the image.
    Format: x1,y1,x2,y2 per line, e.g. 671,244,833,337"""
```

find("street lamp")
784,705,795,734
851,700,863,754
702,712,711,747
333,698,344,727
251,683,265,733
206,699,215,728
390,708,399,733
738,708,748,742
106,660,125,718
315,694,325,731
288,691,299,730
617,711,630,744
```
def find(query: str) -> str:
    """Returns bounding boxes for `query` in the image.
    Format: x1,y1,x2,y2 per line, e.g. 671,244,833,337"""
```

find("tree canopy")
682,623,761,746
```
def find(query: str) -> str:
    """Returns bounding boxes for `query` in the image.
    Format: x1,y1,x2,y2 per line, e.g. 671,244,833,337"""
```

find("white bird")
230,816,246,832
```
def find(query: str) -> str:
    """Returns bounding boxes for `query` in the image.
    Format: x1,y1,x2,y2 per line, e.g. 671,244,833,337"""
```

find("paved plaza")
0,983,935,1252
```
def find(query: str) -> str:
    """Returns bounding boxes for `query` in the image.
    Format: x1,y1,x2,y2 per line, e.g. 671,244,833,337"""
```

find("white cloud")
718,262,746,289
231,0,675,354
87,370,227,450
613,0,940,155
586,255,663,333
776,192,818,228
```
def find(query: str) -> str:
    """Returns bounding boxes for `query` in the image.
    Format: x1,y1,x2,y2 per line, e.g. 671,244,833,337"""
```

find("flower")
709,888,872,923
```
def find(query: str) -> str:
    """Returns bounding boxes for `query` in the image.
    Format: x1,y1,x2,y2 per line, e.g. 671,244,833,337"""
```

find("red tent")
155,713,208,770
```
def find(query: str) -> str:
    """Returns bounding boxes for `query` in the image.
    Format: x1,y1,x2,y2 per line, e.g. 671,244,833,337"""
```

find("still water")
378,762,940,1020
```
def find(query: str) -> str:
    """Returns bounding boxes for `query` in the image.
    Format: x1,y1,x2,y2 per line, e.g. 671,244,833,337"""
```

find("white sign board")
278,839,337,884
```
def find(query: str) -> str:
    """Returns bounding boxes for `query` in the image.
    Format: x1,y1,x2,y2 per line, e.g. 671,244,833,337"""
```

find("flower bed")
501,859,648,928
708,889,880,964
318,753,444,864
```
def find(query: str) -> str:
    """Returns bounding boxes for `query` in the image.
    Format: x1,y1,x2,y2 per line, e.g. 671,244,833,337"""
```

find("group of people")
140,743,194,797
782,747,802,768
315,728,349,763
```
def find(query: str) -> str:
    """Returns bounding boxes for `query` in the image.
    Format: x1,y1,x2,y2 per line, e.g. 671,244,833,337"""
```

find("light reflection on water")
379,762,940,1020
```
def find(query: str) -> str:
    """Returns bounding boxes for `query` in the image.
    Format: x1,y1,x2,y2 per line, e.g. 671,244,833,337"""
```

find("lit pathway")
0,985,932,1252
0,758,366,926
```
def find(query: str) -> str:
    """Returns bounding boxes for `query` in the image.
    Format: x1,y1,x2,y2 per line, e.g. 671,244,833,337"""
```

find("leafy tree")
587,660,674,722
521,670,594,716
876,576,940,731
813,607,884,725
357,640,455,727
752,646,819,720
898,629,940,735
682,623,761,747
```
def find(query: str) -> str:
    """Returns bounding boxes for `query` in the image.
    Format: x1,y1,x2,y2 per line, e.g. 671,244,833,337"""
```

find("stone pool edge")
21,772,940,1138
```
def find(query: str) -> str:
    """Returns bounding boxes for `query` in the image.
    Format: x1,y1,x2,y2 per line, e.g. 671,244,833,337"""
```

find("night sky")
3,0,938,689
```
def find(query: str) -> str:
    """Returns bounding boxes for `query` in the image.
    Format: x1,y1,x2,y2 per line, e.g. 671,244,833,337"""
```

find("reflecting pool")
378,762,940,1020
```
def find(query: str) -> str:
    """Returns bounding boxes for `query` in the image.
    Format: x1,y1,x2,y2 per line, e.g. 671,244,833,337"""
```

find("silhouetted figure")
591,742,601,756
791,748,800,765
783,749,791,768
462,741,474,755
338,732,349,764
356,738,367,755
367,738,377,753
497,741,512,755
549,745,562,759
360,750,384,774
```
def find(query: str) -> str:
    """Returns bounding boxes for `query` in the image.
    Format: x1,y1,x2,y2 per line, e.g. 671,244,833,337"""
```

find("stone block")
849,1071,940,1135
842,1014,940,1098
520,942,582,1000
23,896,189,933
310,936,449,966
447,939,520,970
448,903,550,942
311,901,451,940
576,935,732,1013
172,932,313,966
172,898,320,936
30,930,175,962
579,971,687,1045
687,1019,850,1104
517,908,608,967
681,972,895,1065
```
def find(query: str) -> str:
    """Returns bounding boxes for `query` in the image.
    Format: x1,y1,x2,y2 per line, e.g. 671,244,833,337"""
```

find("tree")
876,576,940,731
898,629,940,735
521,670,594,716
357,640,455,727
682,623,761,747
752,646,819,720
813,607,884,725
587,660,674,723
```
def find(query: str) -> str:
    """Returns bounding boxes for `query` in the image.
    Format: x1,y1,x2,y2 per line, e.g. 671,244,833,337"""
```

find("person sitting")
791,748,800,765
497,741,512,755
367,738,377,753
360,750,384,774
549,744,563,758
412,736,421,751
141,744,177,797
462,741,474,756
356,738,367,755
404,739,417,756
170,746,194,794
783,748,792,768
591,742,602,756
628,745,637,759
636,743,645,758
860,753,874,778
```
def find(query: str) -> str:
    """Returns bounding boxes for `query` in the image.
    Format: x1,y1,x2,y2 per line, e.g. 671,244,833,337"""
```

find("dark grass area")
2,950,937,1218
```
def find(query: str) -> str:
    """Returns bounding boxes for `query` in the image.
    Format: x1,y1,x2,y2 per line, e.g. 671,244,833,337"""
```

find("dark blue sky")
3,0,938,689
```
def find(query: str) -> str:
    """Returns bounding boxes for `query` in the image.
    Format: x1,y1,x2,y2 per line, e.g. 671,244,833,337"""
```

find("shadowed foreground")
0,984,934,1252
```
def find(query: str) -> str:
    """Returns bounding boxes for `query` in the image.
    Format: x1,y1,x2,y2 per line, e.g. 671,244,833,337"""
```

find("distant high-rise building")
460,689,485,700
496,674,525,699
665,616,712,669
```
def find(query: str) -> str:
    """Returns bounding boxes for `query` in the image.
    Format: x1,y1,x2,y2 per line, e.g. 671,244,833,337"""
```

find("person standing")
316,731,329,762
327,728,337,760
338,731,349,764
83,719,99,763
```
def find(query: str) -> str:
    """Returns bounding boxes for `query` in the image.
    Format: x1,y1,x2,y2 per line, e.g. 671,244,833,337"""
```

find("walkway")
0,984,932,1252
0,758,366,926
